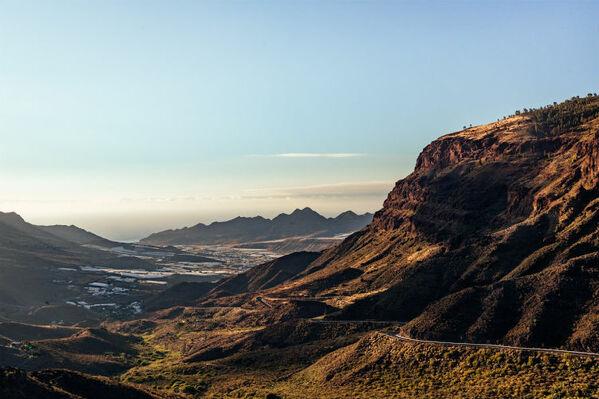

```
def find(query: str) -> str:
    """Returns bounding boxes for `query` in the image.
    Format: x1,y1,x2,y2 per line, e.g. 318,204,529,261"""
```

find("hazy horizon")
19,198,388,242
1,1,597,240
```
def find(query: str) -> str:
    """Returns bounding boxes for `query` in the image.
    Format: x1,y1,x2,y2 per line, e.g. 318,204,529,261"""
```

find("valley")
3,95,599,398
3,1,597,397
0,213,280,325
52,244,279,320
140,208,373,251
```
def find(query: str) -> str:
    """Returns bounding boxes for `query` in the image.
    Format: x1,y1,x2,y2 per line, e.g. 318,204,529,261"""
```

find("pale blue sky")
0,1,597,240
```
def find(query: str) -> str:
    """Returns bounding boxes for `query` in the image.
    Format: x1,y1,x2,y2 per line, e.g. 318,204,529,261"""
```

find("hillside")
208,251,321,298
136,95,599,353
140,208,372,246
0,212,158,324
0,367,180,399
5,95,599,398
111,95,599,397
255,94,599,351
38,224,118,248
143,282,216,312
0,212,84,253
285,332,599,398
142,251,320,311
115,320,599,398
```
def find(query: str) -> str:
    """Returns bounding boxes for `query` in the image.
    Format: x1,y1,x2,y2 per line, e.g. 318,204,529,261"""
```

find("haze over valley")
0,207,372,323
1,1,598,398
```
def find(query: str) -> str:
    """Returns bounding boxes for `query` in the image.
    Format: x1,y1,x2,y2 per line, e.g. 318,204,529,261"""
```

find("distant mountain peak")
140,208,374,246
0,211,27,227
335,210,358,218
0,211,24,220
289,207,321,217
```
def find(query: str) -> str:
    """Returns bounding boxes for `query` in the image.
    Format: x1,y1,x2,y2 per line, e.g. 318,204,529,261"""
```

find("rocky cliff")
262,95,599,350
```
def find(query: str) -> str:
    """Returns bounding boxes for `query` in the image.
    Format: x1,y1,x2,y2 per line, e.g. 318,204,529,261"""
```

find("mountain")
145,95,599,350
0,212,84,252
142,282,216,312
143,252,321,311
0,212,156,323
0,212,121,253
255,94,599,351
209,251,321,297
139,208,373,246
37,225,118,248
110,95,599,397
137,95,599,353
0,367,180,399
6,95,599,398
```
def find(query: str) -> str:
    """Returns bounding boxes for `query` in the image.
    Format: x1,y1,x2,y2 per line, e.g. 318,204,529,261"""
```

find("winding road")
311,319,404,326
256,296,272,308
256,296,599,359
378,331,599,359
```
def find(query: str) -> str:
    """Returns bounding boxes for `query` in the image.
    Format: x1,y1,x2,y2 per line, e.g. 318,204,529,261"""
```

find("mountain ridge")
251,95,599,351
6,95,599,398
37,224,119,248
0,212,160,324
140,207,373,246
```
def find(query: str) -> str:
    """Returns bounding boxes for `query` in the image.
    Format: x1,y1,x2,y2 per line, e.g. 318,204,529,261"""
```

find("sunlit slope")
256,95,599,350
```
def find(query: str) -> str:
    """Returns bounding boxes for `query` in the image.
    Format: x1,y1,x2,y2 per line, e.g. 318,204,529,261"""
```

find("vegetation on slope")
8,95,599,398
523,94,599,136
289,333,599,399
119,328,599,398
250,94,599,351
0,367,180,399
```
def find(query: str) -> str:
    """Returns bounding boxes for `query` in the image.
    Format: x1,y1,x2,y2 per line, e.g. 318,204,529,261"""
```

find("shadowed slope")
0,367,180,399
209,251,322,298
0,213,156,323
259,95,599,350
38,225,118,247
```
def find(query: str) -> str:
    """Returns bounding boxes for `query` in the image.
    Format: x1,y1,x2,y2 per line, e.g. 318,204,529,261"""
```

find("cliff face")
267,95,599,350
371,114,595,241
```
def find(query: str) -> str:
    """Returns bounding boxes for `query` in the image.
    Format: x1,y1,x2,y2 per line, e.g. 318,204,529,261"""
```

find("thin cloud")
250,153,365,158
114,181,394,203
242,181,394,199
112,181,394,204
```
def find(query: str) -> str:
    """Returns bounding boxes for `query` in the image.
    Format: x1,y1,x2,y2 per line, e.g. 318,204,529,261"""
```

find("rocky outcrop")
266,95,599,351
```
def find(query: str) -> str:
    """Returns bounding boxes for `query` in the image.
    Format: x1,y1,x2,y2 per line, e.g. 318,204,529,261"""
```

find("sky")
0,1,597,241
